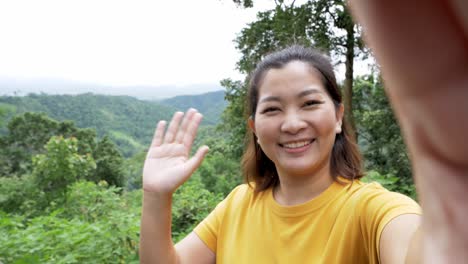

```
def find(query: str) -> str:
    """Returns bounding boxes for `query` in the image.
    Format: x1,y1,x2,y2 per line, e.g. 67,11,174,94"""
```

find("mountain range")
0,91,228,157
0,76,225,100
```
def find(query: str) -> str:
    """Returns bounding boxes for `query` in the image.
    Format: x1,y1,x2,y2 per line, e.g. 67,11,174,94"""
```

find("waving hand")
142,109,209,195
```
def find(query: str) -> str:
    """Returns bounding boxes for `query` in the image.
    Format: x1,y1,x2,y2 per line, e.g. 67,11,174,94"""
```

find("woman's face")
250,61,343,178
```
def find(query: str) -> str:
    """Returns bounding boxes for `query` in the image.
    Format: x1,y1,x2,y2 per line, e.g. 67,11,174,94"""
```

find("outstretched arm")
349,0,468,263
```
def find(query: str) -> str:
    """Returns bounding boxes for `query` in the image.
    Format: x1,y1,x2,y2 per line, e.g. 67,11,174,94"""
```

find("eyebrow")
258,88,323,104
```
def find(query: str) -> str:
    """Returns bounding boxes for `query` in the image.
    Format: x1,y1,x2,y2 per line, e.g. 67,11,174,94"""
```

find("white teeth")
283,140,311,149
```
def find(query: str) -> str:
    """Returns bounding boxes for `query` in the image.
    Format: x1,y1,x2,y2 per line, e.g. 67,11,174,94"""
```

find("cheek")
254,119,277,142
255,123,272,139
315,109,338,133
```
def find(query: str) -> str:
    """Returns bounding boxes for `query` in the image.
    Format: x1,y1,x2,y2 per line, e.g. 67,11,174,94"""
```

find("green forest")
1,1,416,263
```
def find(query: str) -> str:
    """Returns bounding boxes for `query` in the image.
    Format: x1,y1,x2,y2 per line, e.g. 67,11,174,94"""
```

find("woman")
139,45,421,263
140,0,468,262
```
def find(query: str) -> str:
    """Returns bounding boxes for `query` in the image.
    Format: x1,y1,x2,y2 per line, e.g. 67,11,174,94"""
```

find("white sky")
0,0,276,87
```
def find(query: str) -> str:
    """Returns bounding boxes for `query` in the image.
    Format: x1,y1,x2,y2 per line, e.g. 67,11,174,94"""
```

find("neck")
274,164,334,206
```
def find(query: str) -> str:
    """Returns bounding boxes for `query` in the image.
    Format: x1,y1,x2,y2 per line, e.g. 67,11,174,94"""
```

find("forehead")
258,61,326,97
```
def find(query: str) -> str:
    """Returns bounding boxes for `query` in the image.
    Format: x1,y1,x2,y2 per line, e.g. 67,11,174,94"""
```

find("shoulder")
193,184,255,230
348,180,421,233
229,183,254,197
345,180,419,208
337,180,421,225
223,183,257,205
343,181,421,260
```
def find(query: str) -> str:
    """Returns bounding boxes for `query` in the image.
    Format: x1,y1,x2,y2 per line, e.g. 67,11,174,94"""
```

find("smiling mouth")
279,139,315,149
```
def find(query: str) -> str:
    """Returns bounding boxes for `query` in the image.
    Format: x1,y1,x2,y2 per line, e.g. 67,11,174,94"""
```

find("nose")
280,111,307,134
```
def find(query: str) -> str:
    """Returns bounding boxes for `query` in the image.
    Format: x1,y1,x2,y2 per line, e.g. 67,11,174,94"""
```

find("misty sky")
0,0,277,88
0,0,373,97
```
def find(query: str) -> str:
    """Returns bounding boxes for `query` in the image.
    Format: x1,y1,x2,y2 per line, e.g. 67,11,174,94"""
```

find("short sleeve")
358,183,422,263
193,198,227,253
193,184,247,253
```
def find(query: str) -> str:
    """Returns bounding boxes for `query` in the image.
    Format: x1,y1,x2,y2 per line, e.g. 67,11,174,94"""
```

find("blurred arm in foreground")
349,0,468,263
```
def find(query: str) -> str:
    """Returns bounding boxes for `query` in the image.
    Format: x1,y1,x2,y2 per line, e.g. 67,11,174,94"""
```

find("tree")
2,112,65,176
235,2,313,74
353,75,414,196
32,136,96,204
218,79,248,159
0,175,37,214
93,135,125,187
0,112,97,177
309,0,367,139
0,104,9,129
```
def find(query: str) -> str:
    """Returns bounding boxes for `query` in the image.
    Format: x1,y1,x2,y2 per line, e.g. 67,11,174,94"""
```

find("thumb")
185,145,209,174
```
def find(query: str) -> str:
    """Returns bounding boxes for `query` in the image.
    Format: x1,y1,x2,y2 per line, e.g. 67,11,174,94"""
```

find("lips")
279,139,315,149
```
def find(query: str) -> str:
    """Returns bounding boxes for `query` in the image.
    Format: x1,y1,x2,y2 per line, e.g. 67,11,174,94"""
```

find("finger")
183,112,203,150
151,120,166,147
185,146,209,176
175,108,198,143
163,111,184,143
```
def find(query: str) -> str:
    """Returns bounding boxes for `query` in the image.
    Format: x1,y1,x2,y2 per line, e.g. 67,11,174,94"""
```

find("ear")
335,104,344,134
248,117,256,134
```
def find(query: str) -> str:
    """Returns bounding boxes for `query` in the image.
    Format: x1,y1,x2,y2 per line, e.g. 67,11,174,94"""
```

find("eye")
303,100,324,107
261,106,280,114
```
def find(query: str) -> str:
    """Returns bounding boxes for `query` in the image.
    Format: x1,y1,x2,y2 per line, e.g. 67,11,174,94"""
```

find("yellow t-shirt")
194,180,421,264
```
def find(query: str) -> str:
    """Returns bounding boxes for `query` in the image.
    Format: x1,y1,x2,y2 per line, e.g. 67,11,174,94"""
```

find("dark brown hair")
242,45,364,192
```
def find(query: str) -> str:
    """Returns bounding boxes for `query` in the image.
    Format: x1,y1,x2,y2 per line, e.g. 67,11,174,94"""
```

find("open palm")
143,109,209,195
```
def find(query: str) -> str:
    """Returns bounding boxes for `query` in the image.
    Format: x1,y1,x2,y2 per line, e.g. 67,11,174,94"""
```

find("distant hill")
160,90,227,124
0,91,227,157
0,76,224,100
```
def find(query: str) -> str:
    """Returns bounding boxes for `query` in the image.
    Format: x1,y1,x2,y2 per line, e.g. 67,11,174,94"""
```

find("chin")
277,159,329,177
279,164,319,177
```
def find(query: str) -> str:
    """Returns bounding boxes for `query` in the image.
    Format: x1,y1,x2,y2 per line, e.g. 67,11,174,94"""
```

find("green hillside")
0,95,164,156
0,92,227,157
160,90,227,124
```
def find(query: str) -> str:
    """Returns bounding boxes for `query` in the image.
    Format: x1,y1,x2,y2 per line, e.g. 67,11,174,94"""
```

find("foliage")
0,111,127,192
0,92,226,157
0,176,224,263
53,181,128,222
0,93,173,157
362,170,399,191
0,102,16,131
93,136,126,187
232,0,253,8
235,3,313,74
218,79,249,160
122,150,146,190
172,176,223,242
194,152,242,197
353,75,414,196
0,112,95,177
0,175,37,214
32,136,96,204
0,182,141,264
108,130,145,158
160,90,228,125
362,171,416,199
0,216,138,264
308,0,367,57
